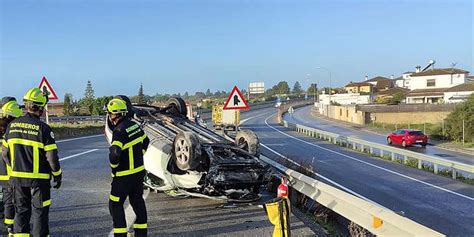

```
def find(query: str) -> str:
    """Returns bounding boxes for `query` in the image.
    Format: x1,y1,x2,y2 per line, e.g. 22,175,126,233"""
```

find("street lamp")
315,67,332,104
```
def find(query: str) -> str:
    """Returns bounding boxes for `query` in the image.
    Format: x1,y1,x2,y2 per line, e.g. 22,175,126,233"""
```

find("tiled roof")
406,88,449,97
410,68,469,77
345,82,372,87
445,82,474,92
377,87,410,96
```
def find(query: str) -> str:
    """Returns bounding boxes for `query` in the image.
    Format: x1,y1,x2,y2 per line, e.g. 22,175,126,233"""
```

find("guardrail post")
418,159,422,169
391,152,395,161
452,169,457,180
369,147,373,155
433,164,438,174
380,149,384,158
403,155,408,164
353,142,356,150
360,144,364,152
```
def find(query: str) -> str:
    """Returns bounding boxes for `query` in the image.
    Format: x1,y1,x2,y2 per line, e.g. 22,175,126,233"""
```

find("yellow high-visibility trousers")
264,197,291,237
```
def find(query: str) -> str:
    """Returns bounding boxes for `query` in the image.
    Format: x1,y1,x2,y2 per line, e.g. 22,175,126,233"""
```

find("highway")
1,105,472,236
285,105,474,165
1,110,316,236
240,106,474,235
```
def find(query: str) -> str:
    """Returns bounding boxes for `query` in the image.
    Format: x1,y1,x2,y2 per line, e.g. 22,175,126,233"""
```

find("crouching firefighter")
0,98,23,235
2,88,62,237
107,98,149,237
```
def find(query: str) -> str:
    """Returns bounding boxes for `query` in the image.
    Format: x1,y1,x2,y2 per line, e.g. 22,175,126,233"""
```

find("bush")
445,94,474,142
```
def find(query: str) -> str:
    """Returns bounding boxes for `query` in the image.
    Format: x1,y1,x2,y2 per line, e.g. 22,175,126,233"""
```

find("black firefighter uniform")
2,113,62,237
0,137,14,229
109,118,150,236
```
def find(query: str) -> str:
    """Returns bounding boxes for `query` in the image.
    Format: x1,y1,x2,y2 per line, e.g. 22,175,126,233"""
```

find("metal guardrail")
49,116,105,123
282,120,474,179
259,155,444,236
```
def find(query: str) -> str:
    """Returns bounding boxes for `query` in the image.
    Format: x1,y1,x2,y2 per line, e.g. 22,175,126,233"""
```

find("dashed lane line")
56,134,104,143
59,149,100,161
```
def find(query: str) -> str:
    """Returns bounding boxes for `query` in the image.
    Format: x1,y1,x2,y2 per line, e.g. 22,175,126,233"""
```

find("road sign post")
38,76,58,124
223,86,250,131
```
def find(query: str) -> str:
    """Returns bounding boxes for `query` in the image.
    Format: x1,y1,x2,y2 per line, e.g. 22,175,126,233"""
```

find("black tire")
173,131,201,171
166,97,187,116
235,129,260,157
422,143,427,148
387,137,392,145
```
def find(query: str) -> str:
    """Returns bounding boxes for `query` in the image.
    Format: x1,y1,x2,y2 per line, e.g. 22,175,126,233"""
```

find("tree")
292,81,302,95
184,92,189,98
63,93,73,116
307,83,317,94
137,83,146,104
445,94,474,142
206,89,212,97
274,81,290,95
81,80,95,115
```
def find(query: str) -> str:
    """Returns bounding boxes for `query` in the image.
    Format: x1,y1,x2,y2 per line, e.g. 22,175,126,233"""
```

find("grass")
50,122,104,140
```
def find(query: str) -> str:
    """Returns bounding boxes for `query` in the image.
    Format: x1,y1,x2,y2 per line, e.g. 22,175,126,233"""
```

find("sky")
1,0,472,101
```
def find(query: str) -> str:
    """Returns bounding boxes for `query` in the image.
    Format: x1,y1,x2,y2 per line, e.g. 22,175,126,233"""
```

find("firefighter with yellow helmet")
2,88,62,237
0,98,23,235
107,98,149,236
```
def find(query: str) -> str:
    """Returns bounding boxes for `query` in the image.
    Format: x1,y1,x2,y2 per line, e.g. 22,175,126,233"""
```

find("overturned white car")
105,96,268,201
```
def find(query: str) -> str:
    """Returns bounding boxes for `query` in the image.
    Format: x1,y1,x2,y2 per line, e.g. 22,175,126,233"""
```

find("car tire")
402,140,407,148
166,97,187,116
422,143,427,148
173,131,201,171
387,137,392,145
235,129,260,157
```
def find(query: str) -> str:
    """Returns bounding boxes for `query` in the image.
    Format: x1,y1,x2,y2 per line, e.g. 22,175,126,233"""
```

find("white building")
443,82,474,103
317,93,372,114
407,68,468,90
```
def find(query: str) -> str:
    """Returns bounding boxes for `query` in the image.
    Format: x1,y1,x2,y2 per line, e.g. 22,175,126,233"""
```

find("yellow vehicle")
212,105,240,130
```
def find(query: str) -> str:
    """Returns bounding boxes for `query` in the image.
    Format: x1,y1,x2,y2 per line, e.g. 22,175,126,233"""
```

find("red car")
387,129,428,148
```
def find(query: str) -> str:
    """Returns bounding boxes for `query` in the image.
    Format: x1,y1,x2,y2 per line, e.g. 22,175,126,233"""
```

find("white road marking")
59,149,99,161
260,143,380,205
56,134,104,143
108,189,150,236
263,113,474,201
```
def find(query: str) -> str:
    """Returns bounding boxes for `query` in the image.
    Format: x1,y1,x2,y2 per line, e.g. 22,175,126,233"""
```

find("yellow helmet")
107,98,128,114
1,101,22,118
23,88,47,106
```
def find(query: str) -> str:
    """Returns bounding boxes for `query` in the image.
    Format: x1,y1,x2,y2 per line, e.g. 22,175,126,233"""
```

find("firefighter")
2,88,62,237
0,99,23,235
107,98,149,237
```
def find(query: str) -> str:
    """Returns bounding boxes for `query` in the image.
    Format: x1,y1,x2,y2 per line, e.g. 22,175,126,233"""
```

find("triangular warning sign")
38,76,58,100
223,86,250,110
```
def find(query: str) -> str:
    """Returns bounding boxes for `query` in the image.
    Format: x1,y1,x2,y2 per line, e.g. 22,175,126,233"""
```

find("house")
408,68,468,90
365,76,394,91
405,88,447,104
443,82,474,103
468,76,474,82
375,87,410,102
344,82,373,94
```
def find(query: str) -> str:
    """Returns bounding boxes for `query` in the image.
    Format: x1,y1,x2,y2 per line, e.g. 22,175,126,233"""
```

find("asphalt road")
285,105,474,165
240,107,474,236
8,110,316,236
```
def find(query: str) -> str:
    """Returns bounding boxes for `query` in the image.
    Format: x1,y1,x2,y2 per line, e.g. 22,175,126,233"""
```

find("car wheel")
173,131,201,171
387,137,392,145
166,97,187,116
422,143,427,148
402,140,407,148
235,129,260,157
